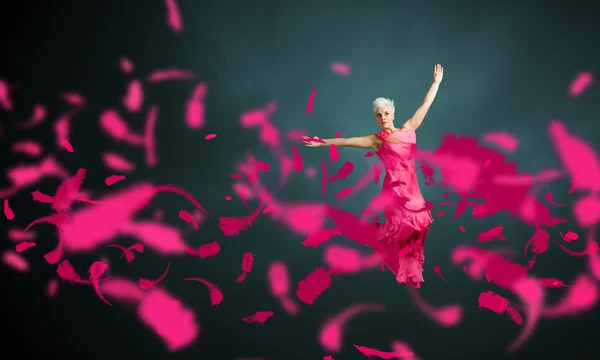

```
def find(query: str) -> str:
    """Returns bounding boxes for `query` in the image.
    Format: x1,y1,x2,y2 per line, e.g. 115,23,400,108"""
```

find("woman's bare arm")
303,134,378,150
403,64,443,131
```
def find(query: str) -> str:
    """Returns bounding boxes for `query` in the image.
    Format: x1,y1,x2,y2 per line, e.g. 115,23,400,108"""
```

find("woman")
302,64,443,287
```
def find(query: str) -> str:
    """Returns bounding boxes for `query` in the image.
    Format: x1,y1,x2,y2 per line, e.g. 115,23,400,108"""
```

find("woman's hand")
433,64,443,83
302,136,323,147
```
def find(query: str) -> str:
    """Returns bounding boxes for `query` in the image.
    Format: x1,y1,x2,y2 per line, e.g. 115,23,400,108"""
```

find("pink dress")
372,129,433,288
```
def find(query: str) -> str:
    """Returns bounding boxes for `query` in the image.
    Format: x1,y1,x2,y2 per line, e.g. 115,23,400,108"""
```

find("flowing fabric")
327,129,433,287
373,129,433,287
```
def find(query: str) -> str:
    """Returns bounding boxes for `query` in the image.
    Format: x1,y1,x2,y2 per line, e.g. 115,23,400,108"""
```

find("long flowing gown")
371,128,433,287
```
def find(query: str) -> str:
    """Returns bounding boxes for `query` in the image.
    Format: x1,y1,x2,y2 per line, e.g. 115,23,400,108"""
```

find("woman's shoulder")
367,133,383,143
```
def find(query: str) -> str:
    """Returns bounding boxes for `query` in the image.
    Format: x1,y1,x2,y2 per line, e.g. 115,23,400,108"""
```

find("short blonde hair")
372,97,395,114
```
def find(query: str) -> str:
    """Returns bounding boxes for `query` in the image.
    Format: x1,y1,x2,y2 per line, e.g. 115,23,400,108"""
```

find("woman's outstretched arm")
303,134,378,149
403,64,444,131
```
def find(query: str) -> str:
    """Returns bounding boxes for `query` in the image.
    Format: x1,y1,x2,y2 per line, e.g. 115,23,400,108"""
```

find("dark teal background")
1,0,599,359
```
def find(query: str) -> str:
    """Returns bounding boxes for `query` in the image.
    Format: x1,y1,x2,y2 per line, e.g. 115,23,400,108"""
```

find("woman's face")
375,106,395,130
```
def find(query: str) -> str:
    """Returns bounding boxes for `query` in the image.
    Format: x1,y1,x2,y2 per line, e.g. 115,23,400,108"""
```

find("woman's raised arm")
403,64,443,131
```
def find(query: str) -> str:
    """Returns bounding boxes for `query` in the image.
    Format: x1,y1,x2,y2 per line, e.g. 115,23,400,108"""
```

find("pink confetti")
354,344,413,359
329,62,351,76
123,79,144,112
103,152,136,173
105,243,144,262
268,261,291,297
306,88,317,114
506,278,544,354
390,341,419,360
56,259,83,283
560,230,579,243
27,182,208,258
408,288,462,327
324,206,378,247
0,78,14,110
147,69,194,83
329,144,340,162
15,241,36,253
195,241,221,259
242,311,274,324
164,0,183,33
52,168,86,213
328,161,354,182
178,209,200,230
186,83,207,129
11,140,43,157
53,112,72,147
319,303,384,353
262,205,273,214
8,46,600,360
145,105,159,168
476,226,506,242
100,109,140,144
433,265,449,282
236,252,255,283
548,120,600,195
372,165,382,184
60,139,74,152
291,145,303,172
98,278,143,304
481,131,518,152
544,191,565,207
303,228,341,247
2,251,29,272
334,188,352,197
15,103,47,129
60,92,86,107
266,261,297,317
553,239,596,256
47,278,59,298
542,273,597,318
139,262,170,290
241,252,254,272
478,291,522,325
119,57,134,74
219,192,266,236
88,261,112,304
569,71,593,97
296,267,332,305
184,277,223,306
524,227,549,257
4,199,15,220
105,175,126,186
538,277,570,288
507,308,524,326
7,228,36,242
137,289,199,352
324,244,381,274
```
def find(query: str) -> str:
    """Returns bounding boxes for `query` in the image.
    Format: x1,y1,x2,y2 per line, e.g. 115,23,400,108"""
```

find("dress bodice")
376,129,417,173
376,129,425,211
